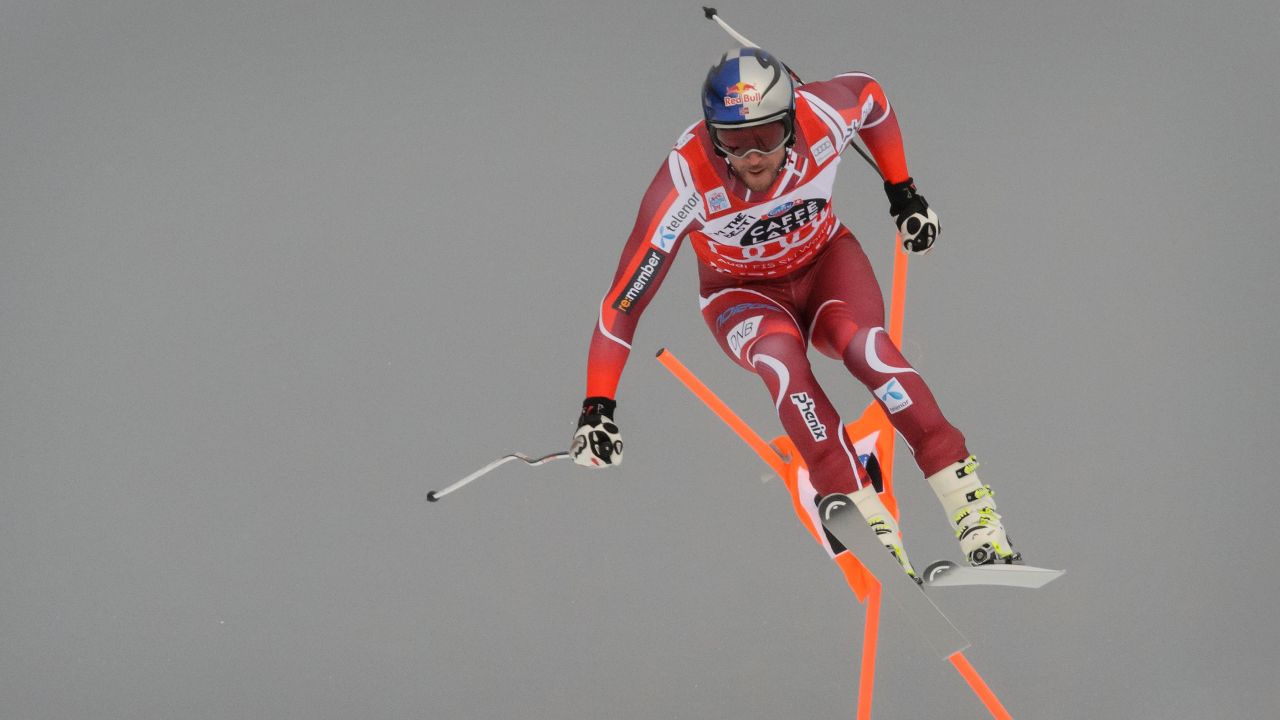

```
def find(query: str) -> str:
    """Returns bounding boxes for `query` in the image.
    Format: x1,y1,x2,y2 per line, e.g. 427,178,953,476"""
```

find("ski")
818,495,970,660
922,560,1065,589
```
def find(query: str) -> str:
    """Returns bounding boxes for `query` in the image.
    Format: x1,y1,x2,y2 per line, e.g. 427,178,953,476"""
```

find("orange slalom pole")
876,237,910,499
857,583,882,720
656,235,1016,718
656,349,883,718
655,348,788,478
886,235,910,346
887,235,1016,718
949,651,1013,720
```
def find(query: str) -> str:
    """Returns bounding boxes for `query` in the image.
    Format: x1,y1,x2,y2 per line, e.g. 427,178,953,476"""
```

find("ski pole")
426,450,570,503
703,5,762,50
703,6,796,80
700,6,885,180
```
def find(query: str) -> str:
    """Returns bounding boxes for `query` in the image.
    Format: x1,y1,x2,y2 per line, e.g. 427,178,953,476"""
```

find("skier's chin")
739,166,778,192
728,149,785,193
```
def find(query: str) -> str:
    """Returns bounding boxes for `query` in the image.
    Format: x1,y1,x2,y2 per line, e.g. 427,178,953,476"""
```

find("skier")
570,48,1020,576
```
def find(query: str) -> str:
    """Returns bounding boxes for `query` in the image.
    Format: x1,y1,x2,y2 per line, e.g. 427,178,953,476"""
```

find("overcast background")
3,1,1278,718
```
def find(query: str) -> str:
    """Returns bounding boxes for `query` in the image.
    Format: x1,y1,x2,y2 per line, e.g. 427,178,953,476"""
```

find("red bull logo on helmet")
722,81,763,108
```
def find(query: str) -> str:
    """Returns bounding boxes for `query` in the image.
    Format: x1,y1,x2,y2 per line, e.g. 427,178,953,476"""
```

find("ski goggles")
710,119,792,159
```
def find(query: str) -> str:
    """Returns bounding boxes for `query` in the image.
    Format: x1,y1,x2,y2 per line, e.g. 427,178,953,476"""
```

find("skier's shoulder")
800,71,883,106
657,120,712,191
630,121,705,215
671,119,706,153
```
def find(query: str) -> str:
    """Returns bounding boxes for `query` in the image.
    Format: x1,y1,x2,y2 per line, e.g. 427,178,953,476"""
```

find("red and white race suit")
584,73,969,494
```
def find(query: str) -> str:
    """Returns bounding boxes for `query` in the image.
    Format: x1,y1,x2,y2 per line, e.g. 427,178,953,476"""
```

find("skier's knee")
844,325,910,375
746,331,811,399
747,331,808,371
810,301,862,360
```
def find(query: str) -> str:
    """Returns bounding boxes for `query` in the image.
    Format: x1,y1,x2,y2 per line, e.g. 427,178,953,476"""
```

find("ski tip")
923,559,959,584
426,491,439,503
703,7,718,20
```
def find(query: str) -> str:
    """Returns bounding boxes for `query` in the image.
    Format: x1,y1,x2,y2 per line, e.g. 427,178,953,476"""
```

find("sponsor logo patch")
725,314,764,358
874,378,913,414
711,212,752,240
764,200,798,218
811,136,836,165
722,81,761,108
653,192,699,251
789,392,829,442
714,302,777,331
611,249,666,314
858,93,876,128
741,198,828,246
706,186,731,214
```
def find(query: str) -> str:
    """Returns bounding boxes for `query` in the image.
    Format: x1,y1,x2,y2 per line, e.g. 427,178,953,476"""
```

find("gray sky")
3,1,1278,718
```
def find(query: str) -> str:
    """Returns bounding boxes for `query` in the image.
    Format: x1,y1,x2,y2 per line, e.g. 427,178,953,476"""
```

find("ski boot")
839,486,920,583
927,456,1021,566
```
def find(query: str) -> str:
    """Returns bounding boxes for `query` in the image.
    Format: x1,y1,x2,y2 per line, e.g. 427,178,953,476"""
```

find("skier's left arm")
806,74,941,254
573,150,702,468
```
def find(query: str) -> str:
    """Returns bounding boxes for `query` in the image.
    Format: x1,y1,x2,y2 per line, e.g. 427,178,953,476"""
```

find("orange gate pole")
654,235,1015,719
950,651,1014,719
657,348,882,718
656,349,1017,719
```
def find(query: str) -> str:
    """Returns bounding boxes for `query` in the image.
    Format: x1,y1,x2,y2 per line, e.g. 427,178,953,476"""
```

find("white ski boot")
848,485,920,582
927,456,1021,566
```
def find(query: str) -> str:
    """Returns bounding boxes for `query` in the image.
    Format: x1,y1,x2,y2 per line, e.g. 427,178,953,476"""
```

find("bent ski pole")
703,6,762,50
426,451,569,503
700,6,884,180
703,6,799,83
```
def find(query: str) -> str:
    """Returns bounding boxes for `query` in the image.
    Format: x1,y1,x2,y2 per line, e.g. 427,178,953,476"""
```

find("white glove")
885,177,940,255
571,397,623,468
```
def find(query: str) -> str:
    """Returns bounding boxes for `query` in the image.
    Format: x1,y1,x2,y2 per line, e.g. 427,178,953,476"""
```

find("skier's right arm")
573,151,700,468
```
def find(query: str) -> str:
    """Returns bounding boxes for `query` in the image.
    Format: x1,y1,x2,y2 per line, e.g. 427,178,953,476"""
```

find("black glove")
885,177,940,254
571,396,623,468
